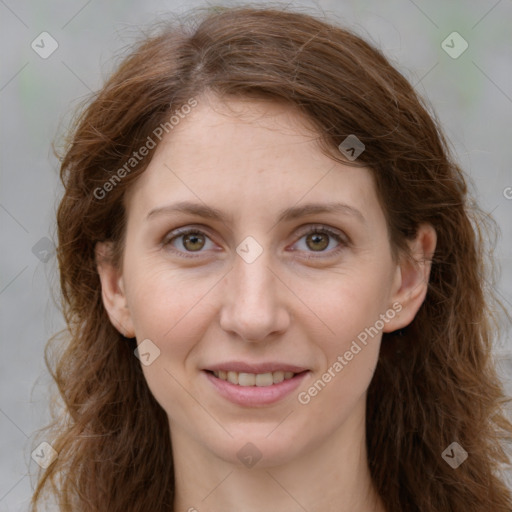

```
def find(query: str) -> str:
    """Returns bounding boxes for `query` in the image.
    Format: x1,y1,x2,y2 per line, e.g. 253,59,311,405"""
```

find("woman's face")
97,94,433,468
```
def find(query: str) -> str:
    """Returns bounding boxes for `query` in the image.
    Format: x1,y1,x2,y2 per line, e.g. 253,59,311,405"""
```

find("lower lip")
203,370,310,407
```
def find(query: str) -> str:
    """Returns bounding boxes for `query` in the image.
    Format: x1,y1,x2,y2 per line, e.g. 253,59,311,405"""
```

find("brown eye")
182,232,206,251
305,232,329,251
163,228,215,258
292,225,348,259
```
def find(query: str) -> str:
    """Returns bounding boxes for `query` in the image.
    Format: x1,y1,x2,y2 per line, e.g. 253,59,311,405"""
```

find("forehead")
124,95,381,227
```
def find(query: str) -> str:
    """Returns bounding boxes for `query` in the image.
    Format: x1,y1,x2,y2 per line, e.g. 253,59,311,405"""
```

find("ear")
383,223,437,332
95,241,135,338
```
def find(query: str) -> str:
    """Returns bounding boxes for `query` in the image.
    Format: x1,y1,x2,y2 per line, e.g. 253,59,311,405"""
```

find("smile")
211,370,298,386
203,368,310,406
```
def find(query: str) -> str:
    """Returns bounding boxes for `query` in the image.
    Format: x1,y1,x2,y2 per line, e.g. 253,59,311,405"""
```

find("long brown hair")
30,5,512,511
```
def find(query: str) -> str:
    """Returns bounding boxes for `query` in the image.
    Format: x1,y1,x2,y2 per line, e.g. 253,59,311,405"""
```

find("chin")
202,424,312,469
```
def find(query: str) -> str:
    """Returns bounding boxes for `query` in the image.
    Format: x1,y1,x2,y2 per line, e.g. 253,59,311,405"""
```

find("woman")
30,5,512,511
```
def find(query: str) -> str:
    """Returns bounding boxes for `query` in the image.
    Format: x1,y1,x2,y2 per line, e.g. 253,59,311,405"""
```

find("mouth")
202,364,310,406
205,369,305,387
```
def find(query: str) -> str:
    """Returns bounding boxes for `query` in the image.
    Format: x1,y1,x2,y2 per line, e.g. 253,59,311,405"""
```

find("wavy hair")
30,4,512,511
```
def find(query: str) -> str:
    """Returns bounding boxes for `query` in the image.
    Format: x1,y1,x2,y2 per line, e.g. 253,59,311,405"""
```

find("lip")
203,369,310,407
204,362,308,373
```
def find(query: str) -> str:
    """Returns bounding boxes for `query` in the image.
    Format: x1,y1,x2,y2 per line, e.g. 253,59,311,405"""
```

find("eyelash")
162,224,349,260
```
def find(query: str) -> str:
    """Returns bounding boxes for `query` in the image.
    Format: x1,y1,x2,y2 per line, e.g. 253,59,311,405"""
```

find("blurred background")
1,0,511,509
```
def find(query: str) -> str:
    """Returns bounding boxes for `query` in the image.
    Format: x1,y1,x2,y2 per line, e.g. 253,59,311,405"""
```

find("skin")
96,93,436,512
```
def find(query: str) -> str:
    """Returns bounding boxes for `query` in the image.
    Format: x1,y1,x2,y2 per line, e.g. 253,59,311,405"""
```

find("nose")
219,246,290,343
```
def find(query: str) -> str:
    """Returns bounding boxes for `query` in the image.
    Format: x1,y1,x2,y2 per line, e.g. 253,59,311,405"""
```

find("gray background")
1,0,511,510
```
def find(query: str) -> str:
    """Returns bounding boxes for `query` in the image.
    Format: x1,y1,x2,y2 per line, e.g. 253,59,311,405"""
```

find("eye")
290,225,348,259
162,224,348,260
163,227,216,259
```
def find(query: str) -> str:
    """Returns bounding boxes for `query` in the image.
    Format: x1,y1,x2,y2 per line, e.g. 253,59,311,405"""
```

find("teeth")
273,370,284,383
212,370,298,386
227,371,238,385
239,372,256,386
255,373,273,386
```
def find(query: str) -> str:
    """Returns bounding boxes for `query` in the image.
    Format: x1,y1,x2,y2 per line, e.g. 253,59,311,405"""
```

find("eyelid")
294,223,348,243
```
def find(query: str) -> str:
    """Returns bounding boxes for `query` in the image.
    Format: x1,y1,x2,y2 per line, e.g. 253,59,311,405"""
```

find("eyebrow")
146,200,366,225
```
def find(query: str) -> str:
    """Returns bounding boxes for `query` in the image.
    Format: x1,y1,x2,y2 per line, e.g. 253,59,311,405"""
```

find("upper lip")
204,362,309,374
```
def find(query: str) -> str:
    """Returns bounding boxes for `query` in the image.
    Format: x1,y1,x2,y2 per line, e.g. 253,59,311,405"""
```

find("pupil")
308,233,328,251
184,233,204,251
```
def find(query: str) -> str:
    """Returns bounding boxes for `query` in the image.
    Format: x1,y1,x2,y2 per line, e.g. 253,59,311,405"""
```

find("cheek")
124,259,225,398
311,312,383,403
294,347,378,448
128,265,217,344
295,268,390,401
302,266,392,350
296,282,384,422
126,266,220,425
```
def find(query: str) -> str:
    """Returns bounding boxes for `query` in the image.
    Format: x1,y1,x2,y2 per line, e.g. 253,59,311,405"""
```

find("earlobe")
95,241,135,338
383,223,437,333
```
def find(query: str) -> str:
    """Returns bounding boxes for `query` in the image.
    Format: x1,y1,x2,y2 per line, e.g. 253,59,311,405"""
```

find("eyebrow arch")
146,200,366,225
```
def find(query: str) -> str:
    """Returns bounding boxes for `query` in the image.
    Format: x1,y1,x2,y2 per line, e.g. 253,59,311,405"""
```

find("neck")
170,401,386,512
